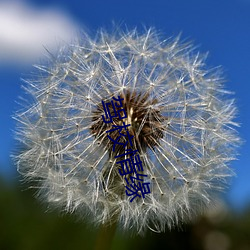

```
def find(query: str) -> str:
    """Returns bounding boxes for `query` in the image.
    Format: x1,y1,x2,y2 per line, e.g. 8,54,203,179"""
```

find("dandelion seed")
14,27,240,234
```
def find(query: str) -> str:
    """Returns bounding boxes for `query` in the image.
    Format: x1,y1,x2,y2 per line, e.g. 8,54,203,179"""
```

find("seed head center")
91,91,164,155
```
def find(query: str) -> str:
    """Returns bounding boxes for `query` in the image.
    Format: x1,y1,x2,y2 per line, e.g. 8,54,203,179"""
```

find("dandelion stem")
94,220,117,250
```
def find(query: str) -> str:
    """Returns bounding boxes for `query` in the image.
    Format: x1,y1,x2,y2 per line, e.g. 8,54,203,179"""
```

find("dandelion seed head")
14,27,240,234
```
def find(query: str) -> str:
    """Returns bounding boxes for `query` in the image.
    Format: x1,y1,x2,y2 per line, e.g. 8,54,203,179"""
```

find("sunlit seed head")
13,27,240,234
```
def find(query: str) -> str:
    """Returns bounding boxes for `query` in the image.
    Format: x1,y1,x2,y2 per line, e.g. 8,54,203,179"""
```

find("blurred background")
0,0,249,249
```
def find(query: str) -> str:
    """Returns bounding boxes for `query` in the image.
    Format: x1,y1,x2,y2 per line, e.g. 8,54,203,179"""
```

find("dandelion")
14,27,240,234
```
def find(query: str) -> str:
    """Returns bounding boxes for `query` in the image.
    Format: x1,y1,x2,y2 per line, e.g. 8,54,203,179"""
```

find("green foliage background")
1,176,250,250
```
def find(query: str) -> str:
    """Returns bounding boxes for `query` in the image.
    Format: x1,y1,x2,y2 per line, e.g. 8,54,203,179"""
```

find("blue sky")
1,0,249,210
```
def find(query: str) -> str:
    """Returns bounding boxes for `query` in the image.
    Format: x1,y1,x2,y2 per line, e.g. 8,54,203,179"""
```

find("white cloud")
0,1,78,65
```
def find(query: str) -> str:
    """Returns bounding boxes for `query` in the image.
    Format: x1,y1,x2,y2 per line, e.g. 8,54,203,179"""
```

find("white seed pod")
14,28,240,234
